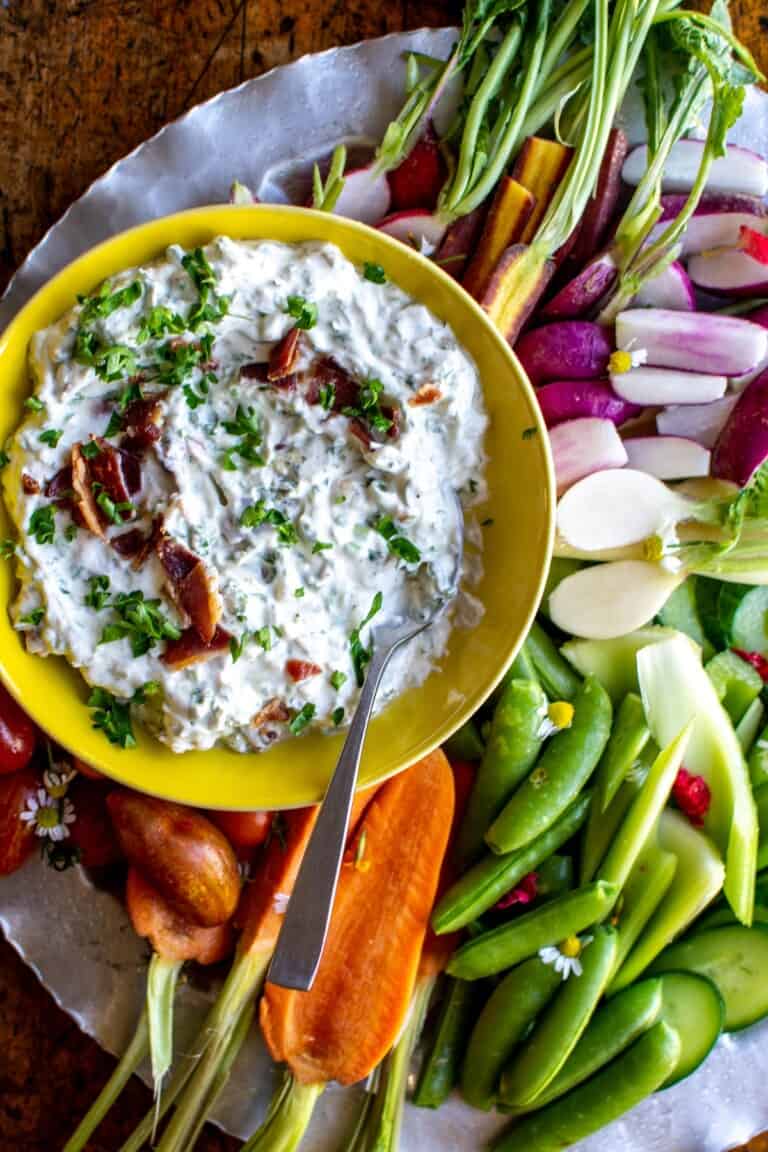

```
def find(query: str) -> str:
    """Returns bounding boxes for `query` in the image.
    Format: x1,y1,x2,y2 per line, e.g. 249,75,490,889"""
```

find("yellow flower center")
47,780,68,800
37,805,59,830
643,534,665,562
548,701,575,731
561,935,582,959
608,349,633,375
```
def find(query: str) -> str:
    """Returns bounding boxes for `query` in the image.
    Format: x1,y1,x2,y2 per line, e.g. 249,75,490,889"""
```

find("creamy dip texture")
5,238,487,753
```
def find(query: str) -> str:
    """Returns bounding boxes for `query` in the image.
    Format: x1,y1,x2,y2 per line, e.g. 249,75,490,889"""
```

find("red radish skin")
687,247,768,298
515,321,613,385
712,368,768,486
549,417,628,495
633,262,695,311
387,123,446,212
541,252,619,320
623,436,711,480
615,309,768,376
376,210,447,252
535,379,641,428
656,396,738,448
332,167,391,224
568,128,629,267
622,140,768,197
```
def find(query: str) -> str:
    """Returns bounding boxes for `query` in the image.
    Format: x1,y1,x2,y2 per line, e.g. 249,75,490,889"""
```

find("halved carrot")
462,178,535,301
512,137,573,244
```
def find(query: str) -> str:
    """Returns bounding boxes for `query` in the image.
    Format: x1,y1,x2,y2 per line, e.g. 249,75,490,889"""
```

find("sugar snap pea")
412,977,478,1109
526,620,582,702
460,957,561,1111
457,679,549,866
432,793,591,935
444,717,485,763
446,881,619,981
596,693,650,812
487,677,612,854
535,854,573,898
581,740,656,884
491,1022,681,1152
499,926,618,1107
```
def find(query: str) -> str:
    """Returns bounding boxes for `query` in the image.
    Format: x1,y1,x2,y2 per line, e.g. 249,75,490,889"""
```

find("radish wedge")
333,167,392,224
376,210,447,253
536,380,641,428
649,197,767,257
549,418,627,496
624,437,711,481
656,396,738,448
622,141,768,198
687,247,768,298
515,322,613,386
611,367,727,406
632,263,695,311
712,368,768,486
549,561,684,640
541,253,618,321
556,469,692,553
616,310,768,377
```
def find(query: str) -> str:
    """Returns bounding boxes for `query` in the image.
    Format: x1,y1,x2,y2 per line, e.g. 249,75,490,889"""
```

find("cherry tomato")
209,809,272,849
69,780,122,868
0,684,37,775
0,768,39,875
72,755,104,780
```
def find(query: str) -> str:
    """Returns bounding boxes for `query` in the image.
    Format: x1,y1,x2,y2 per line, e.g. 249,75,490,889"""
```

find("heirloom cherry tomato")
0,768,39,875
69,780,122,868
209,809,273,849
0,684,37,774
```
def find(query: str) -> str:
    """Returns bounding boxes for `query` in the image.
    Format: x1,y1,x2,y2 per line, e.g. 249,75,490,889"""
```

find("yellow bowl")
0,205,554,809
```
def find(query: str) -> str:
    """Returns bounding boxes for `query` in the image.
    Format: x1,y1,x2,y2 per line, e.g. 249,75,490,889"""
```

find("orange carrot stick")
462,177,535,301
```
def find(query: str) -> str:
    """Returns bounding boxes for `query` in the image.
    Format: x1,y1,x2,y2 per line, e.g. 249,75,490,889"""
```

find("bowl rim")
0,203,555,808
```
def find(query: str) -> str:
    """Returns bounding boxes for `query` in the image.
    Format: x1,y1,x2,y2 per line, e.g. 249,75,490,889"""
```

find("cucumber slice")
736,698,765,755
650,925,768,1031
658,580,714,661
657,971,724,1086
706,650,763,725
561,627,697,704
719,583,768,655
696,576,726,650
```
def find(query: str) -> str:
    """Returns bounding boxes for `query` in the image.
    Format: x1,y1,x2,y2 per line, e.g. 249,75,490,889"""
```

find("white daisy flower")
608,344,648,375
272,891,290,915
20,789,76,841
539,934,593,981
43,766,76,798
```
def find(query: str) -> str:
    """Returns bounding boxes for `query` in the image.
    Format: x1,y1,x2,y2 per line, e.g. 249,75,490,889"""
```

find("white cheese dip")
5,237,487,753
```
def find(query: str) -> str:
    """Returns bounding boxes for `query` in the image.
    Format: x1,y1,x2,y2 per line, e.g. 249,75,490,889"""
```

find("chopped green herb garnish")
0,450,9,468
240,501,298,545
255,626,272,652
100,590,181,657
289,702,316,736
0,539,15,558
294,587,305,598
332,706,345,727
522,426,538,440
312,540,333,554
374,515,421,565
116,381,143,412
155,338,206,389
330,670,347,691
39,428,63,448
285,295,318,330
181,247,230,330
183,383,208,409
363,262,387,284
222,404,264,468
342,378,392,433
319,381,336,411
29,506,55,545
78,279,142,326
133,681,161,703
230,633,248,663
84,574,111,610
94,489,135,526
88,687,136,748
64,524,78,542
93,344,139,383
80,440,102,460
137,305,186,344
19,608,44,627
349,590,383,686
24,396,45,413
104,411,124,438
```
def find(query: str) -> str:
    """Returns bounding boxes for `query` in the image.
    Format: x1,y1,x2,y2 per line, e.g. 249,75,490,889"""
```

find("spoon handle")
267,640,396,991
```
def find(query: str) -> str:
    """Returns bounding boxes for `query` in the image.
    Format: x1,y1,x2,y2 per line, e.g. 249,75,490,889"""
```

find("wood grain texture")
0,1,765,1148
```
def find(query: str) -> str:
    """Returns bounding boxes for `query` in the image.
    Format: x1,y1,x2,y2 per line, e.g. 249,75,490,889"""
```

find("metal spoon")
268,500,464,991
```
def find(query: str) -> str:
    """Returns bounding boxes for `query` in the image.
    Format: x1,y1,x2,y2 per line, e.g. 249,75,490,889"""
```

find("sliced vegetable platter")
3,13,768,1152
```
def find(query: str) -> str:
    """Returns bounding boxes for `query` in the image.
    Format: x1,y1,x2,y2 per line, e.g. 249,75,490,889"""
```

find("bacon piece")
252,698,291,728
305,357,361,411
241,362,269,382
111,529,148,558
132,516,164,570
268,328,300,384
121,393,165,453
384,405,402,442
408,383,443,406
21,474,40,495
71,444,105,538
118,450,142,495
161,626,232,669
44,465,73,503
285,660,322,683
155,531,220,643
89,438,137,507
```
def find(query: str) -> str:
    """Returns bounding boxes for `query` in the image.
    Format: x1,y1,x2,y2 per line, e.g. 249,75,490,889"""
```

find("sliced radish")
658,192,767,223
557,469,692,552
656,396,739,447
647,196,768,257
622,141,768,198
515,322,613,385
623,436,711,480
615,309,768,376
549,561,685,639
536,379,641,428
739,225,768,265
632,262,695,311
549,418,627,496
376,210,447,254
611,366,727,406
332,167,392,224
541,252,618,320
687,247,768,298
387,123,446,212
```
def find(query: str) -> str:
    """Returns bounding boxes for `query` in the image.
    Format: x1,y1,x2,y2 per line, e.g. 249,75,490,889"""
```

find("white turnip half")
632,262,695,311
622,141,768,198
376,210,447,254
549,560,685,639
611,366,727,406
624,436,711,480
656,396,738,447
616,309,768,376
332,167,392,224
687,247,768,298
556,468,691,552
548,418,627,496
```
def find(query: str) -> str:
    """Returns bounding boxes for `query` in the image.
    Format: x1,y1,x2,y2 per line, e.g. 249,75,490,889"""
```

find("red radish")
615,309,768,376
686,247,768,298
515,321,613,385
541,252,618,320
568,128,629,267
647,195,767,256
622,140,768,197
387,123,446,212
623,436,711,480
657,192,766,224
535,379,641,428
656,396,739,448
376,210,447,253
549,417,627,495
611,366,727,406
740,226,768,264
632,262,695,311
434,204,488,281
333,167,392,224
712,368,768,486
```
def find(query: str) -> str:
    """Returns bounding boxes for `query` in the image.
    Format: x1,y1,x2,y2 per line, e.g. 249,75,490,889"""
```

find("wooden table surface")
1,2,768,1149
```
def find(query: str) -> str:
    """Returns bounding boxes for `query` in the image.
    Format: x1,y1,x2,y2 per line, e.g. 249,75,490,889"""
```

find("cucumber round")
719,583,768,655
696,576,726,650
650,925,768,1031
657,971,724,1086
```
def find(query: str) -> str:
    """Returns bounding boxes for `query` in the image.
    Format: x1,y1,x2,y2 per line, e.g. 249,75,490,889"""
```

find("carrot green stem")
62,1009,149,1152
183,998,257,1150
117,1030,198,1152
148,953,183,1094
241,1074,325,1152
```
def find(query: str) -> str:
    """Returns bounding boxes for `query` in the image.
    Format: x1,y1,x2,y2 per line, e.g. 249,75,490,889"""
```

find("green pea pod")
598,723,693,892
581,740,657,883
748,722,768,788
446,881,619,981
490,1022,681,1152
535,854,573,898
507,978,664,1114
432,793,591,935
499,926,618,1107
487,678,612,855
597,693,650,812
460,958,561,1111
412,978,478,1109
611,839,678,977
457,679,549,866
444,718,486,763
526,621,582,702
507,643,540,686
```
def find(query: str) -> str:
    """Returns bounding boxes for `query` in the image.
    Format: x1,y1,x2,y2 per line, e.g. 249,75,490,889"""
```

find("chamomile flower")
43,766,76,798
608,345,648,374
536,700,575,739
539,934,593,981
21,789,76,842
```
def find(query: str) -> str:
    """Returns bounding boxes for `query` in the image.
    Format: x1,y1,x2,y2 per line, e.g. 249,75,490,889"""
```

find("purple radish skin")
615,309,768,376
536,379,642,428
515,321,613,385
712,368,768,486
541,252,619,320
633,262,695,311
